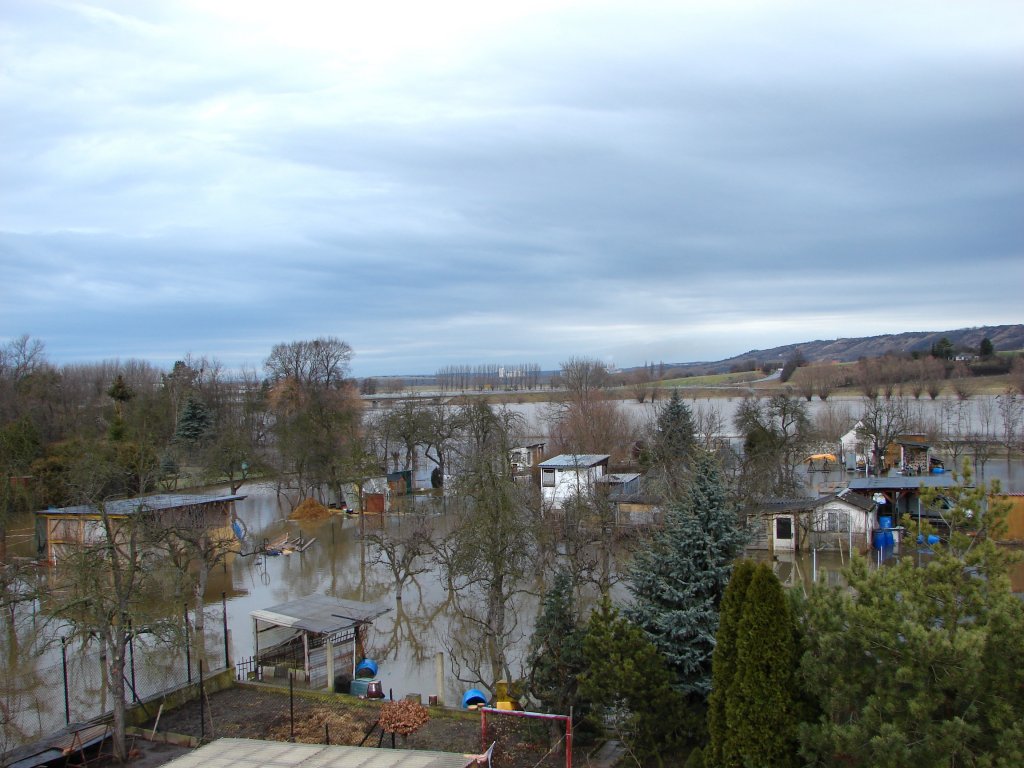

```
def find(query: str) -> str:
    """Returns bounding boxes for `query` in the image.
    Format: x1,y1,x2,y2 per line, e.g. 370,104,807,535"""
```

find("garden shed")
35,493,245,564
251,595,390,691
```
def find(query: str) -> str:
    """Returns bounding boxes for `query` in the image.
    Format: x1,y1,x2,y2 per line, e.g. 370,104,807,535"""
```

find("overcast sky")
2,1,1022,377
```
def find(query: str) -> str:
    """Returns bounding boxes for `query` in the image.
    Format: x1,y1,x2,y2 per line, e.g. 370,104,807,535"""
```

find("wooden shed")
251,595,390,691
35,493,244,564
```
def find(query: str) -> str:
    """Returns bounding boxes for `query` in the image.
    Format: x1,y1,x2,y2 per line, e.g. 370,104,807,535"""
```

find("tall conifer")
706,559,757,768
627,451,746,703
725,564,798,768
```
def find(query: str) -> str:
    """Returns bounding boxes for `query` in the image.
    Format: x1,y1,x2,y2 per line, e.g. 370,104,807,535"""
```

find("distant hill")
656,324,1024,376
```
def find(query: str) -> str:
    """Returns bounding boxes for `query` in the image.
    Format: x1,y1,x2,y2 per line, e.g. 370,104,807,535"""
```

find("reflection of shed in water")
251,595,390,691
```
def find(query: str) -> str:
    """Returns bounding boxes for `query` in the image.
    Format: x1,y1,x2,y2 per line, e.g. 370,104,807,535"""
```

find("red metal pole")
480,707,487,752
566,710,573,768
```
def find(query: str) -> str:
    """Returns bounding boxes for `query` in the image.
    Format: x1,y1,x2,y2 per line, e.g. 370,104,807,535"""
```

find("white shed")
538,454,610,510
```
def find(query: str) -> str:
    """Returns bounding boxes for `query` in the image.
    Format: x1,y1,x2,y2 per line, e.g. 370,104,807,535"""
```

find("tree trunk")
105,631,130,763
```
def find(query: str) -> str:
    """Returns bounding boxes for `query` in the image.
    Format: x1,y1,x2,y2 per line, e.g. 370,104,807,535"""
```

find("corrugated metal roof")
251,595,391,635
37,493,246,517
538,454,610,468
847,476,959,491
161,738,474,768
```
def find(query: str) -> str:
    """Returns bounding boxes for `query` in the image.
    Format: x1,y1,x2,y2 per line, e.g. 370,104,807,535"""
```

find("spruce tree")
579,596,689,763
526,567,585,715
726,564,798,768
706,559,756,768
627,450,746,702
654,389,696,466
174,394,213,446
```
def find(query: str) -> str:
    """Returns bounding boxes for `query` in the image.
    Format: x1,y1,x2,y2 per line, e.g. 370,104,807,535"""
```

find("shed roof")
251,595,390,636
37,493,245,518
847,476,959,491
161,737,474,768
538,454,610,468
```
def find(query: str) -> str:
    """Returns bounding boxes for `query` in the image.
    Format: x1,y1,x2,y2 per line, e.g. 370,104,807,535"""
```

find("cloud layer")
2,1,1022,375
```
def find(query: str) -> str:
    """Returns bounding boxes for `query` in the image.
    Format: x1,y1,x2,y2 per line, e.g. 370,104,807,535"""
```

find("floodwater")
4,392,1023,749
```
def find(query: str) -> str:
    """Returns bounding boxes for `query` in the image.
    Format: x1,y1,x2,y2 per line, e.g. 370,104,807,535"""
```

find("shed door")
776,516,793,540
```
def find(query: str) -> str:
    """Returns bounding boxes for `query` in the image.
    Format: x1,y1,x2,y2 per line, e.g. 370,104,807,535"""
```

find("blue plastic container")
355,658,378,679
462,689,487,708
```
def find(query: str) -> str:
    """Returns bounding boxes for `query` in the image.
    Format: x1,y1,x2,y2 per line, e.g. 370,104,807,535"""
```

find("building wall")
996,494,1024,543
540,464,606,509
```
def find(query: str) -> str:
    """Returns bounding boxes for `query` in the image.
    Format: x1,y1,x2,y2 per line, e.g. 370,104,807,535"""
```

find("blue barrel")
462,689,487,708
355,659,378,679
876,516,895,548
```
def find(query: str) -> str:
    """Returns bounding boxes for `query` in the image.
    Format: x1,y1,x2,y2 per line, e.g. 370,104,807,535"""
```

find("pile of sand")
289,498,332,521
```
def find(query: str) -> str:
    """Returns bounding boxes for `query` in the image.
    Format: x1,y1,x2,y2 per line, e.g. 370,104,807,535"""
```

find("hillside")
659,324,1024,376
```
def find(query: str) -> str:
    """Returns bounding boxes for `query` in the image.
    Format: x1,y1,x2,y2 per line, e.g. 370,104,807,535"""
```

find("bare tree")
42,493,176,765
950,361,976,400
629,368,653,404
441,403,535,693
365,518,435,602
558,357,608,405
997,388,1022,467
857,396,910,475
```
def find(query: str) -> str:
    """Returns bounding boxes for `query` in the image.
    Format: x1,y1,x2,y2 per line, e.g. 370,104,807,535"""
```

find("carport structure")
251,595,390,690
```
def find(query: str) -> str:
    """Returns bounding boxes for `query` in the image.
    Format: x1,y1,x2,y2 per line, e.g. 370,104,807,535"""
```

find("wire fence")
1,596,231,753
140,679,579,768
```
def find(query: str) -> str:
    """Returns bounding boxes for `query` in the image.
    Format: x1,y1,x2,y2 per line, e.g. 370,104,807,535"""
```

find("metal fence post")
129,625,138,703
184,604,192,684
222,591,230,670
289,673,295,742
199,659,206,743
61,636,70,725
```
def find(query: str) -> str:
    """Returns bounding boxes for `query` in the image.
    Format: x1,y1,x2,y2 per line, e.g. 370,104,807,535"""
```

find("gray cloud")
1,1,1022,375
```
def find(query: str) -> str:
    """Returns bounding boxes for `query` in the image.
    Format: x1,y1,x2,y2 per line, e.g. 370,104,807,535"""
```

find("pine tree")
706,559,756,768
627,451,746,703
654,389,696,465
579,596,689,764
724,564,798,767
799,469,1024,766
174,394,213,446
526,567,584,715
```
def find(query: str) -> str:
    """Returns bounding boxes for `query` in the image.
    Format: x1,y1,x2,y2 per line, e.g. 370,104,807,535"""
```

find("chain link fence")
1,596,231,754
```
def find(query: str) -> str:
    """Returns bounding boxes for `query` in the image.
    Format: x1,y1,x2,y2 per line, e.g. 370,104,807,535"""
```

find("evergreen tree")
654,389,696,466
799,468,1024,766
174,394,213,446
627,451,747,704
726,564,798,768
579,596,690,764
706,559,756,768
526,567,585,715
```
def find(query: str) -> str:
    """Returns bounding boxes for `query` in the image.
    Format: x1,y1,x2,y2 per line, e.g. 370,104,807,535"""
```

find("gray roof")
538,453,610,468
847,475,960,491
251,595,391,635
161,738,474,768
37,493,245,517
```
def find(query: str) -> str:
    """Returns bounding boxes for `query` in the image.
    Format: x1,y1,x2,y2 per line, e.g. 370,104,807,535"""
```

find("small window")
776,517,793,540
541,469,556,488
